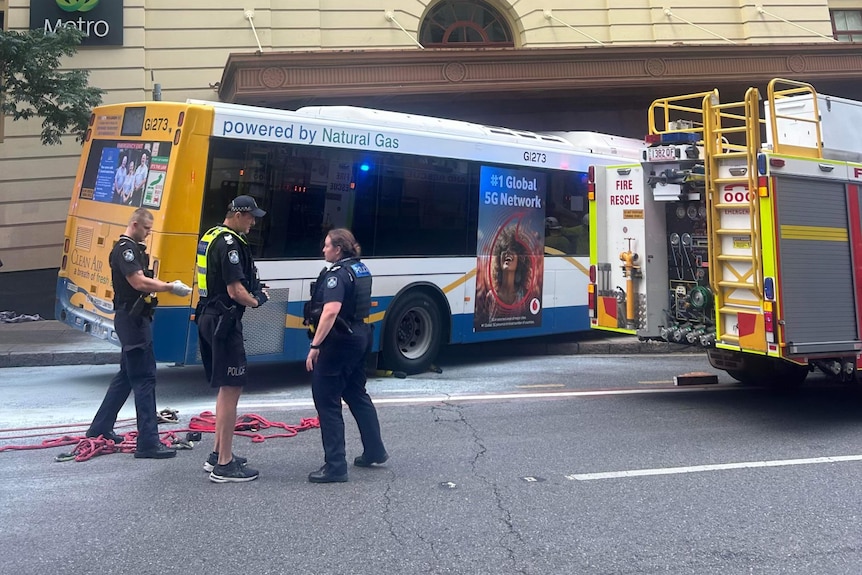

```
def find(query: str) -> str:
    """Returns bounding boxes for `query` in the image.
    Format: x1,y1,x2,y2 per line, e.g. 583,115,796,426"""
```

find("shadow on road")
639,378,862,430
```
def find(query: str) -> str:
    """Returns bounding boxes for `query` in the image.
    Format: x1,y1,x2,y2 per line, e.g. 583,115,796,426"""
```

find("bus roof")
187,99,642,161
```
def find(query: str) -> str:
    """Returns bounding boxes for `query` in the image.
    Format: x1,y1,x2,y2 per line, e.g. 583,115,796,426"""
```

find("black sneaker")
209,459,259,483
134,444,177,459
86,431,126,444
354,451,389,467
203,452,248,472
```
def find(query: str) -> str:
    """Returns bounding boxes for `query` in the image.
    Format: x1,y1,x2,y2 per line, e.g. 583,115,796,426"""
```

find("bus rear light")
589,265,597,283
173,129,182,145
178,111,185,127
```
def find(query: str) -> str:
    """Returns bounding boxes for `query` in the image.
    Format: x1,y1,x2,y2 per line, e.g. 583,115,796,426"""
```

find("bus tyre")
381,292,443,375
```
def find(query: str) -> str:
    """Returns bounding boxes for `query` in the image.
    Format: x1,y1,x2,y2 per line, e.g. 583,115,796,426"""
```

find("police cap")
229,195,266,217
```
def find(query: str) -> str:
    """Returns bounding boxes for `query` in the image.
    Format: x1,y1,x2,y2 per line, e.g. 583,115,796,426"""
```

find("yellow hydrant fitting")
619,239,640,328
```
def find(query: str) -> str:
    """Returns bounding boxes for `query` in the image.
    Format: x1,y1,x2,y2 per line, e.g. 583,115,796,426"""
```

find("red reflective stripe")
847,185,862,338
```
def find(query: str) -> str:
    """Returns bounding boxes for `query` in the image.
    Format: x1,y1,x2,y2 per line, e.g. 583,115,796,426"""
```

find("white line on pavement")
566,455,862,481
235,384,742,411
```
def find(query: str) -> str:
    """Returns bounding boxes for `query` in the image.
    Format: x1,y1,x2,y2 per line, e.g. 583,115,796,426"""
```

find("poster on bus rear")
82,140,172,209
474,166,546,332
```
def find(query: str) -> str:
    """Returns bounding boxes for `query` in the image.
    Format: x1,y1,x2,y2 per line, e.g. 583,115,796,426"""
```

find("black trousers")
311,325,385,474
88,309,160,450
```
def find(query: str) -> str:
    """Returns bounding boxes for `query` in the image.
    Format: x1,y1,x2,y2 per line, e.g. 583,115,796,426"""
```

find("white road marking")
234,384,741,411
517,384,566,389
567,455,862,481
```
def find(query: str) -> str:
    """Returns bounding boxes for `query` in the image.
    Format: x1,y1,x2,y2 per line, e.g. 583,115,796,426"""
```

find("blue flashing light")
359,163,371,172
657,132,700,145
764,276,775,301
756,153,767,176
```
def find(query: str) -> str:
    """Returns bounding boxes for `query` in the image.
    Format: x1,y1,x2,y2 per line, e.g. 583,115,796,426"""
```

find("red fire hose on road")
0,411,319,462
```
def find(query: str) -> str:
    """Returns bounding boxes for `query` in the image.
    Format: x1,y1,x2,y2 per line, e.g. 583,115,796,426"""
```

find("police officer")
305,228,387,483
196,195,268,483
87,208,192,458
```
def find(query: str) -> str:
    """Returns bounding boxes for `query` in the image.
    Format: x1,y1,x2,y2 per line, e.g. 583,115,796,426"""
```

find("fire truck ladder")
703,88,764,348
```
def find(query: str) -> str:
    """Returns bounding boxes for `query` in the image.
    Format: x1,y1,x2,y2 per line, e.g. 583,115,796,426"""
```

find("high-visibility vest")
196,226,248,298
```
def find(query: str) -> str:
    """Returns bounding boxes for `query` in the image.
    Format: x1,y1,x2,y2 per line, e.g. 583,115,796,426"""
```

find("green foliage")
0,26,104,145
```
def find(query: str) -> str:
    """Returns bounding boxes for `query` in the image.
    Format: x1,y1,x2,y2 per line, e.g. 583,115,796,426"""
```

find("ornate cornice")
219,44,862,106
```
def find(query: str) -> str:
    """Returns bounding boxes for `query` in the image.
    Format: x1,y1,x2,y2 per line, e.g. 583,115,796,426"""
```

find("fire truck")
588,78,862,386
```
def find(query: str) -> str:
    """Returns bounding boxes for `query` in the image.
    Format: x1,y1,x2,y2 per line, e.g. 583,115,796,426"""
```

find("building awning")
218,42,862,132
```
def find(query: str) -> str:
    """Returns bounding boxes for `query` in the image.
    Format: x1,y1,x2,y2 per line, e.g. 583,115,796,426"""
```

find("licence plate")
646,146,677,162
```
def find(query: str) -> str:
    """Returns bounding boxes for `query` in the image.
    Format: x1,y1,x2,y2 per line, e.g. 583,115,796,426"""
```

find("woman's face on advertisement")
500,247,518,271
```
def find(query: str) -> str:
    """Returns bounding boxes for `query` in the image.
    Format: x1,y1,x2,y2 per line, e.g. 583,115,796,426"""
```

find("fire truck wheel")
726,357,807,388
726,369,757,385
766,360,808,389
381,291,444,375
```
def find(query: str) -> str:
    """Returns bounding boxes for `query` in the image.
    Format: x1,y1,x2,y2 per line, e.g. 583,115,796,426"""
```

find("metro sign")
30,0,124,46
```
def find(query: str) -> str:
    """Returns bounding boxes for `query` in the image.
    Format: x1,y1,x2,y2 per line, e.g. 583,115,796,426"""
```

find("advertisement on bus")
80,140,172,209
474,166,546,331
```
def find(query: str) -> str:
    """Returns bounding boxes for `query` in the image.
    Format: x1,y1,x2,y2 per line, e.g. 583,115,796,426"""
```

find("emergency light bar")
644,132,700,146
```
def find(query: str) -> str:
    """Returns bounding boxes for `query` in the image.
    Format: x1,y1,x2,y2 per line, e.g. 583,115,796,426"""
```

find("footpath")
0,319,701,369
0,320,120,368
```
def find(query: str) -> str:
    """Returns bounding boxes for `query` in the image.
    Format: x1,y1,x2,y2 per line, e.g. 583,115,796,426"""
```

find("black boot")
308,465,348,483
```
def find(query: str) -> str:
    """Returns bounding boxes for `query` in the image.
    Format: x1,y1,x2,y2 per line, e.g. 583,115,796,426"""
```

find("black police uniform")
87,235,161,450
310,257,386,476
197,228,257,387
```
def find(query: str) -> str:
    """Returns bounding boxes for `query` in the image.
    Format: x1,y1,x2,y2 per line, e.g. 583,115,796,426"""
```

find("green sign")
31,0,123,46
56,0,100,12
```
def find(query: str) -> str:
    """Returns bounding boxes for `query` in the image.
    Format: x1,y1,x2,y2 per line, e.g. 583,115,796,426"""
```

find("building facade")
2,0,860,316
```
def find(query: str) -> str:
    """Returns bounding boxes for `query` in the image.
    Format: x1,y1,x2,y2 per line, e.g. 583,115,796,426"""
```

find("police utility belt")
124,270,158,319
196,296,240,341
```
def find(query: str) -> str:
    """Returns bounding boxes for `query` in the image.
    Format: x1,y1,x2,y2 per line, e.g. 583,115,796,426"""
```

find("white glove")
169,280,192,297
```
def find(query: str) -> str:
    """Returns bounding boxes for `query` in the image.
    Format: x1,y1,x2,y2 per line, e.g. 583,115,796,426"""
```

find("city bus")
56,100,641,374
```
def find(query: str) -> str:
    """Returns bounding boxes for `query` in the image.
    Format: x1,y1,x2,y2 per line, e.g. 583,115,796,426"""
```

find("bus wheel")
381,292,443,375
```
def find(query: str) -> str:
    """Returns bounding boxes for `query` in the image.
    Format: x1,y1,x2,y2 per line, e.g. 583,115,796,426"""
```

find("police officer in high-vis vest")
305,228,387,483
87,207,192,458
196,195,268,483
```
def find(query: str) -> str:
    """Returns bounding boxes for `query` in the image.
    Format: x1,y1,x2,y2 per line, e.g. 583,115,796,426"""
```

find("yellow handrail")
766,78,822,158
648,90,718,138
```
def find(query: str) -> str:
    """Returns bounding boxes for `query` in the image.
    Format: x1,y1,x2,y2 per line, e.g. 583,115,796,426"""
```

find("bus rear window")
79,140,172,209
121,107,146,136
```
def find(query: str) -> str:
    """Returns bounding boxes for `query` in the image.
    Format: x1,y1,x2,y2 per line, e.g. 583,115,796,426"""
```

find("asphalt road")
2,354,862,574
